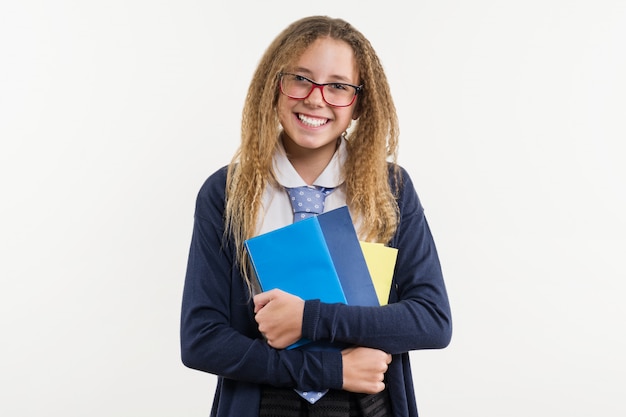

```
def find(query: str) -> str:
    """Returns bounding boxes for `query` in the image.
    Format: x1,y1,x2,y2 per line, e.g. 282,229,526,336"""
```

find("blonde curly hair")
225,16,401,290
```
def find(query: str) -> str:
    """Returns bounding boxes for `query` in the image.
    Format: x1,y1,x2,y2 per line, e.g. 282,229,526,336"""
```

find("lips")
297,113,329,127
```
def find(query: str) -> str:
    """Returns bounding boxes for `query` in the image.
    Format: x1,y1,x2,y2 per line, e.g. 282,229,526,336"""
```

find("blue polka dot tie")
286,186,335,223
285,185,335,404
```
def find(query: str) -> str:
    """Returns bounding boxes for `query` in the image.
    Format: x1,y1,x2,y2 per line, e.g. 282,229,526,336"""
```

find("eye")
328,83,349,91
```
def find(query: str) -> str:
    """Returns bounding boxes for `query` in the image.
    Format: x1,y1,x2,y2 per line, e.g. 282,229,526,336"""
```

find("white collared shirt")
256,139,348,235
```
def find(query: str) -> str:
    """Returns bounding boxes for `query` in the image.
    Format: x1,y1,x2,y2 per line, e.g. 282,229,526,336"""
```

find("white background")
1,1,624,416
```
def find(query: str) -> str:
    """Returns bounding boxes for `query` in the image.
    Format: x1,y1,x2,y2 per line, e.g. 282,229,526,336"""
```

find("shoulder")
387,162,415,196
386,162,413,186
387,163,422,210
194,165,229,218
198,165,229,195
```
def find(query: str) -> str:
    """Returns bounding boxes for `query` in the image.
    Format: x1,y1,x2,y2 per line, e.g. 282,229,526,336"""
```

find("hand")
341,346,392,394
253,289,305,349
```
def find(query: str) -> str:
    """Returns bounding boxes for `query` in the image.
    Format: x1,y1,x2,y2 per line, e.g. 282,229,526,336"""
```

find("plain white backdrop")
1,1,624,416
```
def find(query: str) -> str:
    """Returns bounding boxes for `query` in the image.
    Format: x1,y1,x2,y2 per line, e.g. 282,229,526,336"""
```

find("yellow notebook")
359,242,398,306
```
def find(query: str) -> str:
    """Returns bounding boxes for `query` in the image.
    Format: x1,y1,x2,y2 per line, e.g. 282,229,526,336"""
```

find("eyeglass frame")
278,72,363,108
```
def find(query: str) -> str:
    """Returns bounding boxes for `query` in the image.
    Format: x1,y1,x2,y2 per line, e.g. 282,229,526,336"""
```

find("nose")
304,85,325,106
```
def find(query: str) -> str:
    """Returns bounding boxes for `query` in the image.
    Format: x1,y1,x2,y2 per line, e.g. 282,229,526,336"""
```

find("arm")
302,167,452,354
180,168,343,392
253,288,393,395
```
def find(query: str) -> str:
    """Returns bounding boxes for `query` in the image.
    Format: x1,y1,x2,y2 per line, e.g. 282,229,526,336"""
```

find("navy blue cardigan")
180,165,452,416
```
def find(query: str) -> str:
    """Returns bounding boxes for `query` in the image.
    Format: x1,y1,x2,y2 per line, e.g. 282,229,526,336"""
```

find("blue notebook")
245,216,348,305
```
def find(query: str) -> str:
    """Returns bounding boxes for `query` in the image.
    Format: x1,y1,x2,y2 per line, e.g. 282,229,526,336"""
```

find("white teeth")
298,114,328,127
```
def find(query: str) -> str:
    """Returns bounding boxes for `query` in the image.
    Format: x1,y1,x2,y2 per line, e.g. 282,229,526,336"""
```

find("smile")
298,113,329,127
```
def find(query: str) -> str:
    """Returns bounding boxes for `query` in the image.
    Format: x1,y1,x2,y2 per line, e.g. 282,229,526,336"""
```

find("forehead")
289,37,359,82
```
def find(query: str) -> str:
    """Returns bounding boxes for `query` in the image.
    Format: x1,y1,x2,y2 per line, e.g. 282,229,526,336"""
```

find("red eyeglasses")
278,72,362,107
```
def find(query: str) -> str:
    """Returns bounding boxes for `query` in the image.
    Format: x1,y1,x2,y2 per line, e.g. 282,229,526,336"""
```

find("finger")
253,293,272,313
366,381,385,395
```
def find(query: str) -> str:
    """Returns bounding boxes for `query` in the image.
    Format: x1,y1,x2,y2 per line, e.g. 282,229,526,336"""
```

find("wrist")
302,299,321,340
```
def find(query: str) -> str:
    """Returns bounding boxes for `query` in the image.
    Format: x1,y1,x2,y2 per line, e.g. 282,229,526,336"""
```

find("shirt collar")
273,138,347,188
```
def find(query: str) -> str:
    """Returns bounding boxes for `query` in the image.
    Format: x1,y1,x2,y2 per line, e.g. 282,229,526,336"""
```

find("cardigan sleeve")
301,166,452,354
180,167,343,392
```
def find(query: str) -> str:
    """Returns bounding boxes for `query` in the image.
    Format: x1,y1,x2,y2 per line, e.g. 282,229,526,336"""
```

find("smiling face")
277,37,359,162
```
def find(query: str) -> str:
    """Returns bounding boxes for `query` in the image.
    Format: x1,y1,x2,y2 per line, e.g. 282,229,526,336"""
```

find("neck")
288,156,329,185
283,136,340,185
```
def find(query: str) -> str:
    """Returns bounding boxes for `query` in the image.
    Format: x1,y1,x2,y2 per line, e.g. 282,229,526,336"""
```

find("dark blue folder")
316,207,378,307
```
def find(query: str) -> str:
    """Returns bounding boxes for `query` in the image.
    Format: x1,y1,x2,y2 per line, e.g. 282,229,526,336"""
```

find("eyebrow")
290,67,356,84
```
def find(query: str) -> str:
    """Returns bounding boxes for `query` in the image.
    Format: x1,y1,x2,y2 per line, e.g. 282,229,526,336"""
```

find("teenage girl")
181,15,452,417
